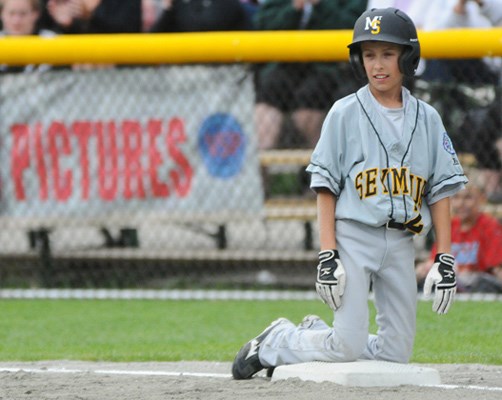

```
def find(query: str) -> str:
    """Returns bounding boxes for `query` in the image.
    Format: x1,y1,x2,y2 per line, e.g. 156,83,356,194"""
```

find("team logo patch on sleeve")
442,132,456,155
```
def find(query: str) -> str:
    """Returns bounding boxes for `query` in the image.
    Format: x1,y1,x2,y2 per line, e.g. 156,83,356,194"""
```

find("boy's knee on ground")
325,329,367,362
370,333,414,364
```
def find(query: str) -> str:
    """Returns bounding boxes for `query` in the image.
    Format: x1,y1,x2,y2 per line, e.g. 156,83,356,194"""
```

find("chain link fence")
0,55,500,289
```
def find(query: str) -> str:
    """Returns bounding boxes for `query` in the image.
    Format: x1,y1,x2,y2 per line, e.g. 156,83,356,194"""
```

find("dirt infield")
0,361,501,400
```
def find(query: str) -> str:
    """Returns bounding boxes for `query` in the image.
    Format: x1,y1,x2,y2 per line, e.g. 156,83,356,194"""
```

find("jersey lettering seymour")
354,166,426,212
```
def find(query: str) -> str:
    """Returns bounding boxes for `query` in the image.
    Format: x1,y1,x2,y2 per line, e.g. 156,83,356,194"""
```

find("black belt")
385,220,406,231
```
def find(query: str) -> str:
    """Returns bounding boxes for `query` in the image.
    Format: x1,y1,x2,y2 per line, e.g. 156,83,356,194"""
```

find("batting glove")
316,249,346,311
423,253,456,315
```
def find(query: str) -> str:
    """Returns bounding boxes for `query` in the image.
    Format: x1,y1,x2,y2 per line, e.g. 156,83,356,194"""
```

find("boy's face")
361,41,403,95
1,0,38,36
451,186,484,224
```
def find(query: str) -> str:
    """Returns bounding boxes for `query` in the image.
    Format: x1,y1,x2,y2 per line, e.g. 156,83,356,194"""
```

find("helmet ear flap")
399,46,420,77
349,47,367,81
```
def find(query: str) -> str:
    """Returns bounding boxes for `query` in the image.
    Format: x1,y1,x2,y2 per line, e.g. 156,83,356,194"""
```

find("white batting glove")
423,253,457,315
316,250,346,311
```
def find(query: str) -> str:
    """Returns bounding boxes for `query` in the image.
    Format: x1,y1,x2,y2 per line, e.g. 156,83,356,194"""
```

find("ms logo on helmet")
365,16,382,34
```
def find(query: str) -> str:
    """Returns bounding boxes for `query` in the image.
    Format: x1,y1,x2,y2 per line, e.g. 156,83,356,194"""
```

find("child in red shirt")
417,185,502,292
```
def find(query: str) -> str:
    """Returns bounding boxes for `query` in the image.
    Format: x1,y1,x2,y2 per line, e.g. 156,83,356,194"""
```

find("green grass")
0,299,500,364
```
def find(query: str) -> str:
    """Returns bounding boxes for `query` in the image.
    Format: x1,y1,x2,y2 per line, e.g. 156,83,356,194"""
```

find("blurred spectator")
252,0,366,151
366,0,413,12
39,0,161,69
407,0,502,202
416,184,502,293
39,0,157,33
149,0,251,32
141,0,160,32
0,0,56,73
240,0,259,28
475,0,502,27
407,0,499,83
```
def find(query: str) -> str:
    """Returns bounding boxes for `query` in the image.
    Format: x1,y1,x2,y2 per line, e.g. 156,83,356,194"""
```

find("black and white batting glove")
423,253,456,315
316,249,346,311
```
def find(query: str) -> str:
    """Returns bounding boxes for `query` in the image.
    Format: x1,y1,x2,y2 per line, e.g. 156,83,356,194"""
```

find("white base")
270,360,441,387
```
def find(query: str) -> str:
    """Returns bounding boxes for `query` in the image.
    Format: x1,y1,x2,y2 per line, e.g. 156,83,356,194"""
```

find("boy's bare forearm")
317,189,337,250
430,197,452,254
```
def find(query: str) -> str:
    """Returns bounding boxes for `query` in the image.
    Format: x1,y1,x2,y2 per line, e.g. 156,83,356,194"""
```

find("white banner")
0,66,263,219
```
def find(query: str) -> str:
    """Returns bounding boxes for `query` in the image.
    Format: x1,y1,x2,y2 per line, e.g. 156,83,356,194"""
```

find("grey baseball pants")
259,219,418,366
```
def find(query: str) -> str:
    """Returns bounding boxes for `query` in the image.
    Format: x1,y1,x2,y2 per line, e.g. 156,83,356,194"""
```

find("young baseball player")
232,7,468,379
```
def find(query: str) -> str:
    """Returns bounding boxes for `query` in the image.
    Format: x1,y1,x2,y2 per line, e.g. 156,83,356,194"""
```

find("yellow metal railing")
0,28,501,65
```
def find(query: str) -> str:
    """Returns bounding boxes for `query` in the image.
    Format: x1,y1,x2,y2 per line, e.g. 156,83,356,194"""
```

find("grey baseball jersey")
256,85,467,367
306,84,467,235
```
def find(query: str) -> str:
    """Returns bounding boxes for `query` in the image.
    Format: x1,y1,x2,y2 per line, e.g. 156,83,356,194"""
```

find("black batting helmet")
347,8,420,80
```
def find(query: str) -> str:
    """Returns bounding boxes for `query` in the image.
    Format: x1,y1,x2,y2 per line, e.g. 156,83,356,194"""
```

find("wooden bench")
259,149,312,167
260,149,314,250
17,208,284,262
264,198,317,251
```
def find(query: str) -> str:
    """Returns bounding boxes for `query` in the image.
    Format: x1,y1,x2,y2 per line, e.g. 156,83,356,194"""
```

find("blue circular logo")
198,113,246,179
442,132,456,155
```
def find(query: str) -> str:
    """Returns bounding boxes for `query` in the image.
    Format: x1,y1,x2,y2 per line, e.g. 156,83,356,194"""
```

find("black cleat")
231,318,288,380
